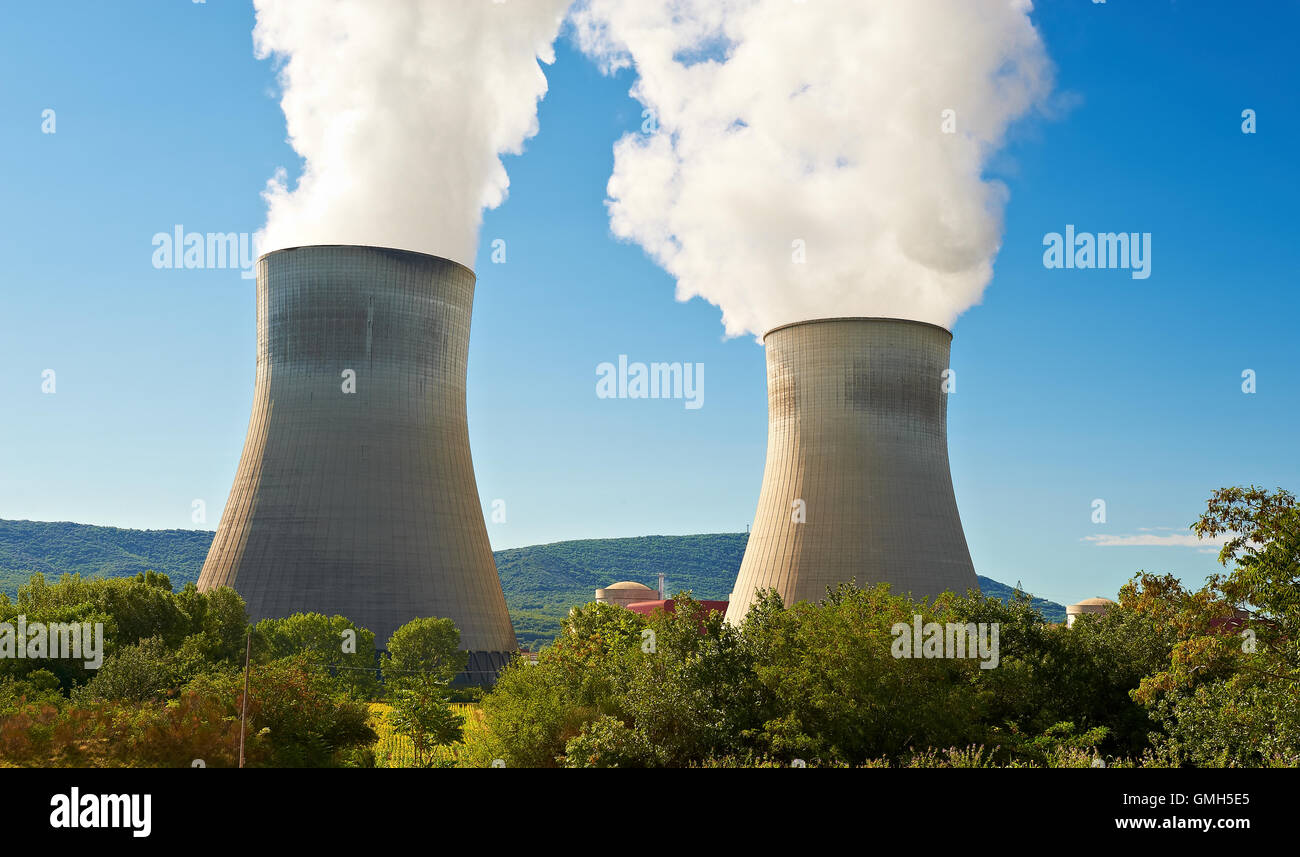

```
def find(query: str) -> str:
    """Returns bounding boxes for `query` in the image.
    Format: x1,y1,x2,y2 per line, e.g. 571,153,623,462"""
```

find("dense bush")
254,612,380,700
1,656,375,767
0,571,247,692
181,656,376,767
0,574,377,767
477,510,1300,769
480,588,1060,767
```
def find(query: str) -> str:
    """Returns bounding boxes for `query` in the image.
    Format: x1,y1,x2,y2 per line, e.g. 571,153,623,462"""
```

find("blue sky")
1,1,1296,607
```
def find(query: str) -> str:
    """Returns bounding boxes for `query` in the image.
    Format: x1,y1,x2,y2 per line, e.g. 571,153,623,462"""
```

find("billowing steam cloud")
254,0,570,267
573,0,1054,337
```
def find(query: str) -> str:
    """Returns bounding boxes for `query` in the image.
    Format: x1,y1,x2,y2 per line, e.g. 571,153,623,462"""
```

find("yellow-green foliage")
369,702,485,768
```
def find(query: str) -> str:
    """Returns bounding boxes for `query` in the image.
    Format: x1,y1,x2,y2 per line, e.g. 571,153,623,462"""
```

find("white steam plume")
254,0,570,267
573,0,1054,337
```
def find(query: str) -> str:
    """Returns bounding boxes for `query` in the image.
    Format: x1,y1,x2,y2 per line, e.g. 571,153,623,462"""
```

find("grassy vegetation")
368,702,485,767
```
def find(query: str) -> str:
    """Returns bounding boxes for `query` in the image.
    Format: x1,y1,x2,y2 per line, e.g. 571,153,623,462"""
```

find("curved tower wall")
725,317,978,624
198,245,517,680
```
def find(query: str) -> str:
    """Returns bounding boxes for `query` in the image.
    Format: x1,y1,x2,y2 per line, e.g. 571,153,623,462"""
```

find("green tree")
1123,486,1300,766
950,585,1171,759
1193,485,1300,643
386,688,465,767
489,586,998,768
381,617,469,691
175,583,249,664
0,573,249,692
601,593,768,766
74,635,204,704
742,585,989,764
481,601,645,768
255,612,379,699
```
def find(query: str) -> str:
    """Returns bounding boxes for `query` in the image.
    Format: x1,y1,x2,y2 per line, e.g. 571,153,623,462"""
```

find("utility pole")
239,630,251,769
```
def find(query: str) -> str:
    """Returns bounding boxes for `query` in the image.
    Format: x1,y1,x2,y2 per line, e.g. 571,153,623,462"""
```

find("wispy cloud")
1082,532,1229,554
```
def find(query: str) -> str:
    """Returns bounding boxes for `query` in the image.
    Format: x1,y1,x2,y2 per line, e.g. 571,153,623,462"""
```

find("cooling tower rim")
256,244,476,279
762,316,952,344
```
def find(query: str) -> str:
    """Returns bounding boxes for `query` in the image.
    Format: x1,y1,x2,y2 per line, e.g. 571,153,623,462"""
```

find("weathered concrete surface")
199,245,516,680
726,317,978,623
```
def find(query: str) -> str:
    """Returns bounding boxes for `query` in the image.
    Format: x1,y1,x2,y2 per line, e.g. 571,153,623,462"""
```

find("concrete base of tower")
458,651,518,687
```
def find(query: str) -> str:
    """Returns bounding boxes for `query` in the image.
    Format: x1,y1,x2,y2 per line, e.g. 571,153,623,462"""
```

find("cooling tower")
198,245,517,681
726,317,978,623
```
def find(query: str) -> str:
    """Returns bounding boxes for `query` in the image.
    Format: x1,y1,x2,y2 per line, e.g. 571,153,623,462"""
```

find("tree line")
1,485,1295,767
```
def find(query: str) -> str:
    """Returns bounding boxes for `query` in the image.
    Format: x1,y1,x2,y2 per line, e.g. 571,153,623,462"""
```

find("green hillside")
0,520,211,596
0,520,1066,650
974,576,1066,623
494,533,750,648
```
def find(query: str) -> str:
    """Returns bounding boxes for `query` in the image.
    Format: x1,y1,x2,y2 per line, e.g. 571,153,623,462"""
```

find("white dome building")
1066,597,1116,628
595,581,662,609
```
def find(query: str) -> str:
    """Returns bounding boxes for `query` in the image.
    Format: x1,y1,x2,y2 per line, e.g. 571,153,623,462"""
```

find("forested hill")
0,520,212,594
0,520,1066,650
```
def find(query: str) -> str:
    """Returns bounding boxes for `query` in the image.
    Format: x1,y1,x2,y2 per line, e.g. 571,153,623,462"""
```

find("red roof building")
625,599,730,617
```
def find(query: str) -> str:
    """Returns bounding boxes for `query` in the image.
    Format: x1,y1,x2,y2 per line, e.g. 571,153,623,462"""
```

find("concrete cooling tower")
198,245,517,682
725,317,978,624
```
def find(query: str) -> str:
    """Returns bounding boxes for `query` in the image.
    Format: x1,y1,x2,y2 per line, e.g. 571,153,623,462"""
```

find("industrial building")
198,245,517,681
1066,597,1116,628
624,598,731,619
594,580,662,609
726,317,978,623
